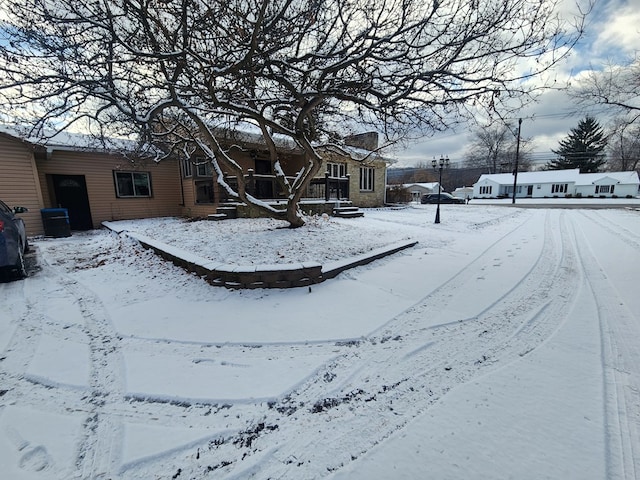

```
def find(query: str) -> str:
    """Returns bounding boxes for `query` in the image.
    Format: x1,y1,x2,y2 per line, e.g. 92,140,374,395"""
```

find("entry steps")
333,206,364,218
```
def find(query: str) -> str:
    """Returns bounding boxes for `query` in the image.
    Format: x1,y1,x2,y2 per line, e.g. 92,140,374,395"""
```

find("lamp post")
432,155,449,224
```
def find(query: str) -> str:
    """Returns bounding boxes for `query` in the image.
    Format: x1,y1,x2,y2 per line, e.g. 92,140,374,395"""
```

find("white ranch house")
473,169,640,199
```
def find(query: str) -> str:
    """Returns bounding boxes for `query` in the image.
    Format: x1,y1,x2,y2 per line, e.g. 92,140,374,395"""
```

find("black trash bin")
41,208,71,238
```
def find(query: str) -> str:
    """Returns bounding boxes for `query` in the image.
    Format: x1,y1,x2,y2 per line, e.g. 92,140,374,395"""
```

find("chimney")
344,132,378,151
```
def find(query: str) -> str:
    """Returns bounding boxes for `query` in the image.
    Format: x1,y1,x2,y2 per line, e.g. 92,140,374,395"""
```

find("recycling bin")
41,208,71,238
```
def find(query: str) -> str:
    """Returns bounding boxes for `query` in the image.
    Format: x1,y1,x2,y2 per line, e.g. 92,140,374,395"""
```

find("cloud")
589,0,640,59
393,0,640,169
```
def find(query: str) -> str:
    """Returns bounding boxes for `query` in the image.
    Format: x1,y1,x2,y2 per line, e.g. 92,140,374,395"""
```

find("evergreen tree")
547,116,607,172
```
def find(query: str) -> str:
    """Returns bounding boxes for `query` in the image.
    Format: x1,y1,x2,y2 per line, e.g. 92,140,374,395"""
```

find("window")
327,162,347,178
196,161,212,177
551,183,568,194
479,185,492,195
359,167,374,191
181,158,192,178
595,185,613,194
114,171,152,198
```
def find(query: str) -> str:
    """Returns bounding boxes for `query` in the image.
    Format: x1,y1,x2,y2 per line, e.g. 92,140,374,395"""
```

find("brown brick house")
178,130,391,217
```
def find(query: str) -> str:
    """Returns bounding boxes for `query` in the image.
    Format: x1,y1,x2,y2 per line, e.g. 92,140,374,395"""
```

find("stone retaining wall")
103,221,417,289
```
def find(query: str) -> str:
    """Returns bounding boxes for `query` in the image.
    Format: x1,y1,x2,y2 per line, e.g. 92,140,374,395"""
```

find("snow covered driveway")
1,205,639,479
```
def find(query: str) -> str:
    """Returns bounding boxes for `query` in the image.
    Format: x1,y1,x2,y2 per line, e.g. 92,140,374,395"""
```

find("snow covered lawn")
1,204,639,479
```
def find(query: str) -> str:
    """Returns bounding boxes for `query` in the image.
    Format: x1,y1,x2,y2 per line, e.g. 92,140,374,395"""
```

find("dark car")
420,193,465,204
0,199,28,279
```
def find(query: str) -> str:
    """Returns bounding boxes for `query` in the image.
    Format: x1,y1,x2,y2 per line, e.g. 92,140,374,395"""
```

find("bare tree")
573,57,640,115
607,116,640,172
464,125,532,173
0,0,583,227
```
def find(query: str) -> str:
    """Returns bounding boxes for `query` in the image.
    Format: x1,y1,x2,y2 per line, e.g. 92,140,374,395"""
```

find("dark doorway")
51,175,93,230
527,185,533,196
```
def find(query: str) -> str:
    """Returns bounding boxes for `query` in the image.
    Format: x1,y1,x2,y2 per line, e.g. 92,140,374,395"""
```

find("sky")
1,0,637,170
393,0,640,169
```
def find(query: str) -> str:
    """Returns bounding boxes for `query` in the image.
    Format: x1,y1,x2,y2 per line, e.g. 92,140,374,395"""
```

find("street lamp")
432,155,449,224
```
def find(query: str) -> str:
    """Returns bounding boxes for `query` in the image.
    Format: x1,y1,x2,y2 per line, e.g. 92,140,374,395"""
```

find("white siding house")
473,169,640,199
452,186,474,201
575,172,640,198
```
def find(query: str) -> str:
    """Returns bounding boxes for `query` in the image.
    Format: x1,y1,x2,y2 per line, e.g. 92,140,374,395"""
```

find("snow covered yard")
1,204,640,479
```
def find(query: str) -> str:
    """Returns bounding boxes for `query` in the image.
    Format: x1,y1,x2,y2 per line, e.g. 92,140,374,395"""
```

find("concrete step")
216,206,237,218
333,206,359,213
333,210,364,218
207,213,228,221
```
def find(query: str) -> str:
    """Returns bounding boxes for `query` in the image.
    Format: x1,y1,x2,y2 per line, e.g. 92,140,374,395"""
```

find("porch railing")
220,171,350,202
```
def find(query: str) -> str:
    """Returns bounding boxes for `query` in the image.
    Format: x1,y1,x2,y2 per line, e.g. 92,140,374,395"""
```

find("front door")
527,185,533,196
52,175,93,230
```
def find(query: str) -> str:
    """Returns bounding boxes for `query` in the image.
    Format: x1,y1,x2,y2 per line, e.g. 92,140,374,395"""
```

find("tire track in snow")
577,210,640,250
0,278,46,384
35,244,126,479
177,210,588,479
4,209,623,479
571,213,640,480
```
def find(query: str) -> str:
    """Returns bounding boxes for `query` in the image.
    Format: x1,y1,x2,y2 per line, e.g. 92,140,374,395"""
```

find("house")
452,186,473,201
1,129,391,236
400,182,441,202
0,130,183,236
473,168,640,199
574,172,640,198
174,130,390,218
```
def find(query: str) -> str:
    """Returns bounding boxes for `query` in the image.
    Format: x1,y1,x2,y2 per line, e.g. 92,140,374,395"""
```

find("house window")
551,183,568,194
181,158,192,178
327,162,347,178
114,171,152,198
196,161,212,177
360,166,374,191
479,185,492,195
195,180,214,204
595,185,613,194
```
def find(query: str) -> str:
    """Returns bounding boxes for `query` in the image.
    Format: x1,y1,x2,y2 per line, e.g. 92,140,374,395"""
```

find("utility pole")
512,118,522,204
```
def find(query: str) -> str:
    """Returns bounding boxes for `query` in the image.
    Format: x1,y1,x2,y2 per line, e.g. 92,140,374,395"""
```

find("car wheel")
14,247,27,279
24,238,29,253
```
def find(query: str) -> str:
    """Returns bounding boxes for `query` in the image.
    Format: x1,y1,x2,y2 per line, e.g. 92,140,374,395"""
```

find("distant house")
452,186,473,201
473,169,640,199
1,129,391,235
401,182,441,202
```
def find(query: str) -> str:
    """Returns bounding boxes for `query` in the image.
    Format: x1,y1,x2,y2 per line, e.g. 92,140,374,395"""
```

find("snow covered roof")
1,124,138,153
1,124,395,164
575,171,640,186
476,169,581,185
403,182,440,189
